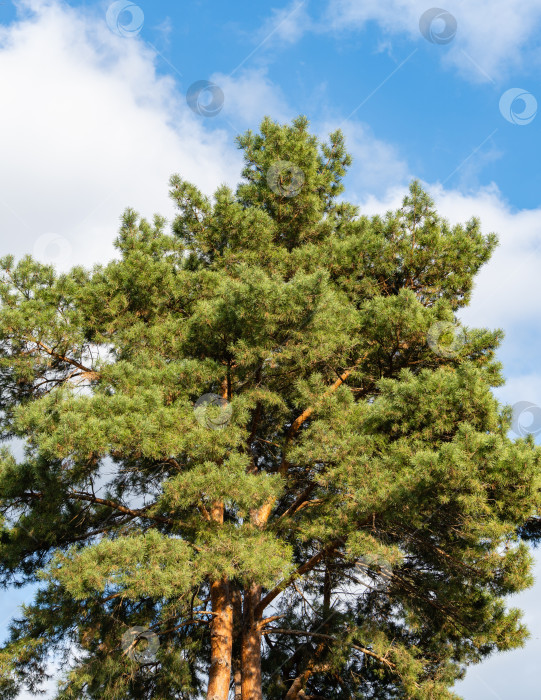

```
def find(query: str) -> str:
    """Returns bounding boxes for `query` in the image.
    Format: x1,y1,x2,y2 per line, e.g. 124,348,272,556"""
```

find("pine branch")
262,628,397,670
30,339,99,378
17,490,180,528
255,539,344,617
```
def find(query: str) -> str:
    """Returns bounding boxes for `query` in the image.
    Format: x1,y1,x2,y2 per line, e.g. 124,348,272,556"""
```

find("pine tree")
0,116,540,699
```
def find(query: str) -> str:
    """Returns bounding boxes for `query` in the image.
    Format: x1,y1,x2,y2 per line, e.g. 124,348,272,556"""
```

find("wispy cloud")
0,0,242,271
259,0,541,83
254,0,313,47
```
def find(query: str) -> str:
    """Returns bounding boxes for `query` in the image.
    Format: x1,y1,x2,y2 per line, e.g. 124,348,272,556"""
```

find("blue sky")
1,0,541,697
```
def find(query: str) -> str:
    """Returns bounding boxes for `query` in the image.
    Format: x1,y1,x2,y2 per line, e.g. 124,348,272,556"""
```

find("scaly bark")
241,582,263,700
207,500,233,700
207,577,233,700
232,587,243,700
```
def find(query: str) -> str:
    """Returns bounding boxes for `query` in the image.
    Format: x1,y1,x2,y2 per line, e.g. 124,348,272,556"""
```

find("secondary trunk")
232,587,243,700
233,658,242,700
241,582,263,700
284,673,309,700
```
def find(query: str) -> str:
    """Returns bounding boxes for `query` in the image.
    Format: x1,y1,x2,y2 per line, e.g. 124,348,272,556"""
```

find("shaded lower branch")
262,628,396,670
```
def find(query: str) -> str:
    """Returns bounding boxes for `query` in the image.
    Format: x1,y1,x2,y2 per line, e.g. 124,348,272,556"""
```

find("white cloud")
427,186,541,340
18,677,57,700
0,0,243,272
212,68,294,129
324,120,410,197
322,0,541,82
498,376,541,417
256,0,313,46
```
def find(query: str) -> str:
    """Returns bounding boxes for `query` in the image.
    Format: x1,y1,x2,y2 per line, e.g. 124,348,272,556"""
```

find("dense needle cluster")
0,117,540,699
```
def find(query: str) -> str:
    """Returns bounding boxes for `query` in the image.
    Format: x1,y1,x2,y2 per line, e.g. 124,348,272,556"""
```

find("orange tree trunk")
207,498,234,700
241,583,263,700
207,577,234,700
